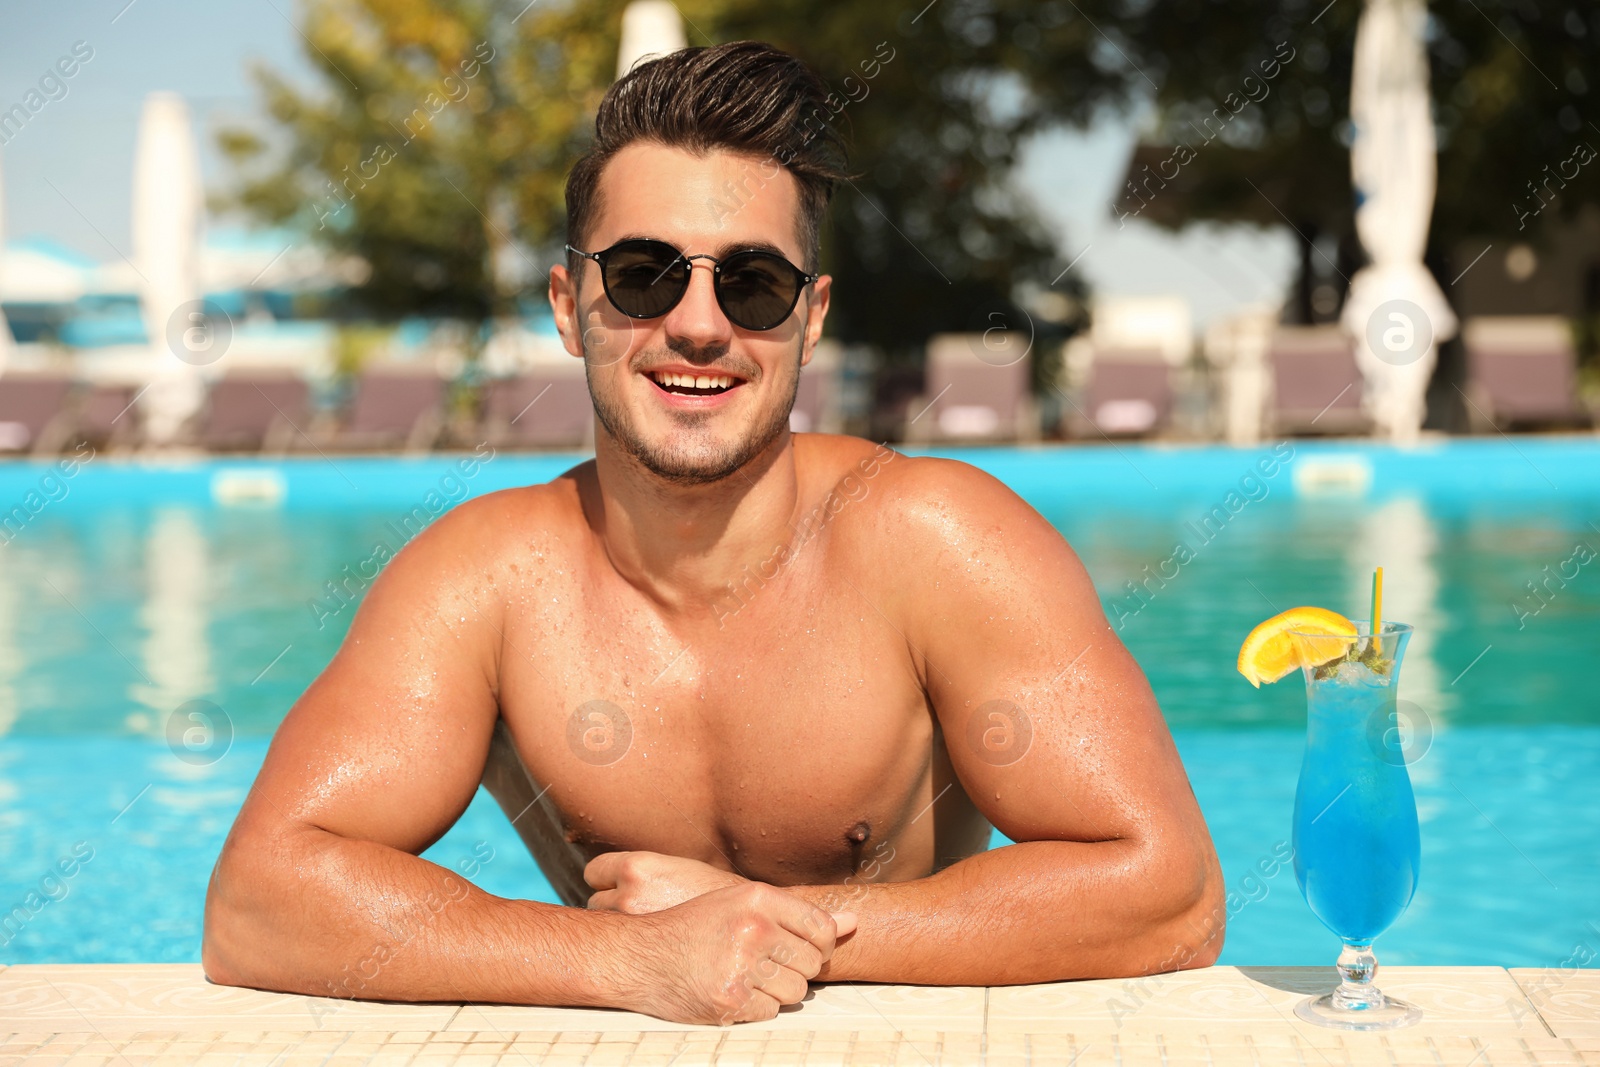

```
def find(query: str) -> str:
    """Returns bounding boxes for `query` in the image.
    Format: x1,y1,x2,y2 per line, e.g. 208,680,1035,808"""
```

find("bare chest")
495,555,960,885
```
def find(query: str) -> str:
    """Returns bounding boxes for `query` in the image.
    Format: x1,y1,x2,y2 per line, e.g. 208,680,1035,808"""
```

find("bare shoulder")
341,462,594,659
813,441,1059,563
405,460,592,564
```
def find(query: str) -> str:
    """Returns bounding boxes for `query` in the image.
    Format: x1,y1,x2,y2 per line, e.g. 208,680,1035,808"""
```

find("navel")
847,820,871,844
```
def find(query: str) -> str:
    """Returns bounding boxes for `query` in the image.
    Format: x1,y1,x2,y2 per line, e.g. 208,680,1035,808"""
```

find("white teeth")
652,372,734,390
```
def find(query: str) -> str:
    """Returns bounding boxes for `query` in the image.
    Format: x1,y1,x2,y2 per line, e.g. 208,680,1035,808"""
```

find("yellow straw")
1371,566,1384,636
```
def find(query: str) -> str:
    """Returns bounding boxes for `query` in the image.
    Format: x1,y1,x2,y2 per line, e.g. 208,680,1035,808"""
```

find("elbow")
1174,882,1226,970
1144,837,1227,974
1171,838,1228,972
201,829,277,991
201,927,243,990
201,858,250,989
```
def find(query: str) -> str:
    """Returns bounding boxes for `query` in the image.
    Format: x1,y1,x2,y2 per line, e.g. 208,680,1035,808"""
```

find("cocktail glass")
1287,620,1421,1030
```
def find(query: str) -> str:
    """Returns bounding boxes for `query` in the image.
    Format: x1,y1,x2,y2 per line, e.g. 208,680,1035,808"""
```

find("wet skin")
203,143,1225,1025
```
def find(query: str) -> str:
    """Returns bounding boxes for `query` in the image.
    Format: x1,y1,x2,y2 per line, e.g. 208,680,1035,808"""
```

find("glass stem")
1331,942,1387,1012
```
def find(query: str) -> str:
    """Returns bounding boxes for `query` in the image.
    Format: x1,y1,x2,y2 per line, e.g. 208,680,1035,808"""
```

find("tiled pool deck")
1,964,1596,1065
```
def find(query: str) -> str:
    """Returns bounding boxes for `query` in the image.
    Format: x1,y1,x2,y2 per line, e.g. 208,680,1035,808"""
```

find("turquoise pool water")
1,440,1597,968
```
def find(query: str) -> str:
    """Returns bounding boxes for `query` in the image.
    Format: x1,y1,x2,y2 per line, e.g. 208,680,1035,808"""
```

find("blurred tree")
219,0,616,323
222,0,1600,357
1088,0,1600,324
220,0,1141,374
677,0,1113,358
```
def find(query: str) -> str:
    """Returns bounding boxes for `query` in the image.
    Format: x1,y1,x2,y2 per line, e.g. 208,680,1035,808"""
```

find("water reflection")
1348,496,1451,801
131,509,214,732
0,543,19,739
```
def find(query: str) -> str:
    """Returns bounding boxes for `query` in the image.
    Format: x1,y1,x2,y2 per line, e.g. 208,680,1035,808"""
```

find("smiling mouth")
648,371,743,396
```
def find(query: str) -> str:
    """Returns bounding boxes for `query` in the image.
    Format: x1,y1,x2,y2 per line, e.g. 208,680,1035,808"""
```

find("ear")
548,263,586,360
799,274,832,368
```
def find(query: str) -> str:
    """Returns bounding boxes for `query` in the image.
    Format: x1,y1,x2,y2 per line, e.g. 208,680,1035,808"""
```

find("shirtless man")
203,41,1224,1025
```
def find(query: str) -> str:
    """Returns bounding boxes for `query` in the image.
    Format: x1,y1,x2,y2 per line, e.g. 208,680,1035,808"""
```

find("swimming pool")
1,439,1597,968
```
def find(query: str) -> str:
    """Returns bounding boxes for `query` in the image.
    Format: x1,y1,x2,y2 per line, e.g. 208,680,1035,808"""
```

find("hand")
585,850,748,914
615,882,858,1025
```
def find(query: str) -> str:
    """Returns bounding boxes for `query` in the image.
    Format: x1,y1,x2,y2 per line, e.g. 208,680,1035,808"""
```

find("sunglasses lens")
602,240,688,318
718,252,803,330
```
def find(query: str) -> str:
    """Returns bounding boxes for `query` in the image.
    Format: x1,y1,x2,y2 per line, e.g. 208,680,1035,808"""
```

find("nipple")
847,821,871,845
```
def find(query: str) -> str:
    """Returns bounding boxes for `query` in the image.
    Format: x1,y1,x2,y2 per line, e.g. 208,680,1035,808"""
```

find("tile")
987,965,1548,1039
1513,968,1600,1039
0,965,1580,1063
443,982,984,1034
886,1029,943,1065
577,1046,635,1067
1243,965,1553,1038
0,965,461,1034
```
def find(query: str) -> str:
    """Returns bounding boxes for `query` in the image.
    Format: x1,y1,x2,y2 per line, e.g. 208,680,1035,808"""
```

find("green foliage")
219,0,1109,356
220,0,615,322
681,0,1116,353
1091,1,1600,290
221,0,1600,350
331,322,395,377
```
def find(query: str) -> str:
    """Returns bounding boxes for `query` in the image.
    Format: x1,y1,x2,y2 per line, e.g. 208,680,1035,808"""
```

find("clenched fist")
612,882,856,1025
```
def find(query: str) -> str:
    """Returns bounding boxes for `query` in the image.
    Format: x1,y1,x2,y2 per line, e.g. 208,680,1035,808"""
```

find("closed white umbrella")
133,92,208,445
1339,0,1457,443
616,0,686,80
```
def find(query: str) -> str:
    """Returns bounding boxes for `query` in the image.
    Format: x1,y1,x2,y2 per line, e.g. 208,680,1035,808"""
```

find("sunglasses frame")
565,238,819,332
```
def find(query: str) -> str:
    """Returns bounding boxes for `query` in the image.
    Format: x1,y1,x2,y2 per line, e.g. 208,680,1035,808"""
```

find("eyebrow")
614,234,795,261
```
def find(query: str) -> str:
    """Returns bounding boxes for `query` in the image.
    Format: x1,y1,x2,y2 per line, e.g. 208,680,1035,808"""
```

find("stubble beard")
585,341,801,487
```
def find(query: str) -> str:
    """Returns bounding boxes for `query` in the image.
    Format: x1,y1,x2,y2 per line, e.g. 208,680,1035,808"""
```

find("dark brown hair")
564,40,850,274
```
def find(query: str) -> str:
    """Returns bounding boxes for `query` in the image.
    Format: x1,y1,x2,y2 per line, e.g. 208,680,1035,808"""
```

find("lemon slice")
1237,607,1359,688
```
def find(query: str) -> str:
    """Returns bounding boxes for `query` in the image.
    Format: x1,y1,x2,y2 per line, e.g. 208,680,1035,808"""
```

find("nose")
661,257,733,350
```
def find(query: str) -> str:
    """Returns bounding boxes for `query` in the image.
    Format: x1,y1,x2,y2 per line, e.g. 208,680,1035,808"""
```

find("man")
203,41,1224,1025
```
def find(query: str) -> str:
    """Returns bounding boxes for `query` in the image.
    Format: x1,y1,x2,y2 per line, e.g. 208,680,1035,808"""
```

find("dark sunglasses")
566,238,818,332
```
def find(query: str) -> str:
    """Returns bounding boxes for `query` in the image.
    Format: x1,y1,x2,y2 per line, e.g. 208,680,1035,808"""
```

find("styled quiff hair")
564,40,850,275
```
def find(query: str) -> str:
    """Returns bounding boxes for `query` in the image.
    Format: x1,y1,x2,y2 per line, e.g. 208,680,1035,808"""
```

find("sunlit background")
1,0,1597,977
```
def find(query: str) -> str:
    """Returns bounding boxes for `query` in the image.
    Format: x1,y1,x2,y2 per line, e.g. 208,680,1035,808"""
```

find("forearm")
203,824,633,1007
788,839,1223,985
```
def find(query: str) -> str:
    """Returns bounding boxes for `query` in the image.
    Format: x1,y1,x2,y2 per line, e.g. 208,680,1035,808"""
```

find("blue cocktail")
1289,620,1421,1030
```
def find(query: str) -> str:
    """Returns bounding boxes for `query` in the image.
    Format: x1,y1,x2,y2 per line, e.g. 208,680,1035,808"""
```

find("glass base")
1294,992,1421,1031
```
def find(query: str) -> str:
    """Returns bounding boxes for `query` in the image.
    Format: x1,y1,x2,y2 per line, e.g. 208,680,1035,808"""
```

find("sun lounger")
339,369,445,452
202,373,312,453
1462,316,1588,430
902,333,1036,443
1079,349,1173,437
0,372,75,454
790,371,824,433
482,374,593,449
1268,327,1370,435
75,384,142,450
789,340,842,434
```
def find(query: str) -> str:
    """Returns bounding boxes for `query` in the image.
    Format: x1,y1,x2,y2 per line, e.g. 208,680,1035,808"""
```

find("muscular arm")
202,497,619,1004
787,458,1226,983
203,492,847,1022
